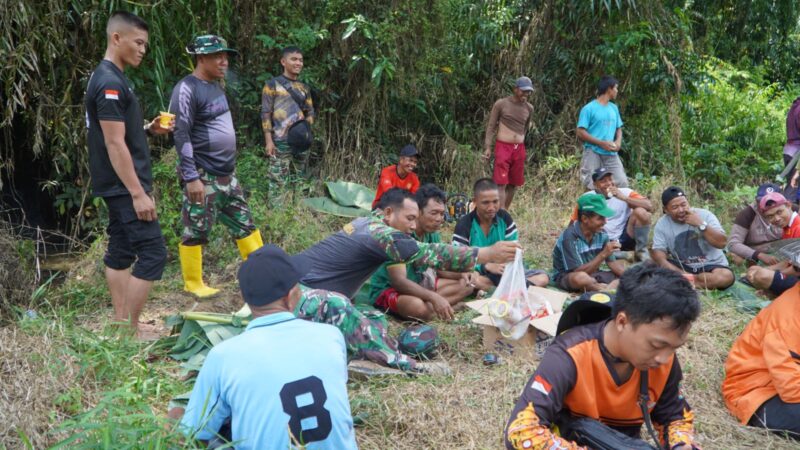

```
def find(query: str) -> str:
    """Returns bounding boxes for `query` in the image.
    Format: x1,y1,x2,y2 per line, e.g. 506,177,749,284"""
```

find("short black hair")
415,184,447,211
597,75,618,96
473,178,498,198
281,46,303,57
107,11,148,34
378,188,415,210
613,264,700,332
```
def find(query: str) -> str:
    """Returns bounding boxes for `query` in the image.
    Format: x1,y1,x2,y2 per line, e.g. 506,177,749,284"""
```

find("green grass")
2,167,798,449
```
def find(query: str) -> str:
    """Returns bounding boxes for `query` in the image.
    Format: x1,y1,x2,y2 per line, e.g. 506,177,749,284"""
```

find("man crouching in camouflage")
293,188,520,373
169,35,263,298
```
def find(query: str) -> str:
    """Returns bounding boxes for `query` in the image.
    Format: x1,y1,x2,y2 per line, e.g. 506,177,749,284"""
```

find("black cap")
591,167,614,182
661,186,686,208
237,245,312,306
556,292,615,336
399,144,419,158
756,183,782,201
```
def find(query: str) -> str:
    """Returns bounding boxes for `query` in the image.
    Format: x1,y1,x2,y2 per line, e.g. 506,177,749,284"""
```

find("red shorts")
493,140,526,186
374,287,400,314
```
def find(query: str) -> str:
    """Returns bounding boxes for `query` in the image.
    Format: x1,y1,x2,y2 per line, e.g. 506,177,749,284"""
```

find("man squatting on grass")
553,193,625,292
650,186,734,290
505,265,702,450
722,284,800,440
745,191,800,296
369,184,477,322
169,34,264,299
727,182,784,266
291,188,519,371
483,76,535,210
180,245,357,449
569,167,653,262
85,11,171,339
371,144,421,210
453,178,549,291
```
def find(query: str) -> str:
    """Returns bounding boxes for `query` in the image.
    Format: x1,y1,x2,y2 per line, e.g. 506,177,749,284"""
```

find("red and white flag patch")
104,89,119,100
531,375,552,396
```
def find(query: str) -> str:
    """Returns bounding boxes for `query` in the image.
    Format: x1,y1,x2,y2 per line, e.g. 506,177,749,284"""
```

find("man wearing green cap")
552,193,625,291
169,34,263,298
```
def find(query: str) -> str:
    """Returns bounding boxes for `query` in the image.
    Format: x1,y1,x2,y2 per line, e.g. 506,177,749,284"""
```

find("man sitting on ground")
745,192,800,296
372,144,420,209
722,285,800,441
570,167,652,261
370,184,476,322
553,193,625,292
651,186,734,289
296,188,518,372
453,178,549,291
728,183,784,266
505,265,701,450
180,245,357,449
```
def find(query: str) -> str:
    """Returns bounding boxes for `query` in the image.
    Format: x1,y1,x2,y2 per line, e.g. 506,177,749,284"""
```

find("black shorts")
102,194,167,281
769,271,799,296
619,220,635,251
668,260,732,275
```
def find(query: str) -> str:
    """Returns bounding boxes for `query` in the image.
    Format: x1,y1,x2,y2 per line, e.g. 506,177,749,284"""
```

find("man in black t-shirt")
84,11,172,340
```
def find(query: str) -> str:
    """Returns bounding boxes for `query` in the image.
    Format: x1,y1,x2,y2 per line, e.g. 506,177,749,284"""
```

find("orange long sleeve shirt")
722,287,800,423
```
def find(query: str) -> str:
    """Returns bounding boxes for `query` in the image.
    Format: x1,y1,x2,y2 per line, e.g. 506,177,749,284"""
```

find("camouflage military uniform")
181,172,256,245
295,284,415,371
268,140,309,206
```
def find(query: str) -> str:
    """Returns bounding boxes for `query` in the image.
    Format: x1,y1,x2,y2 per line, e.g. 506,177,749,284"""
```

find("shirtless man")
483,77,534,210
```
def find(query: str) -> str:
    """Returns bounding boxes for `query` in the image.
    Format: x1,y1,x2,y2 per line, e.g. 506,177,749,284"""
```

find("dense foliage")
2,0,800,238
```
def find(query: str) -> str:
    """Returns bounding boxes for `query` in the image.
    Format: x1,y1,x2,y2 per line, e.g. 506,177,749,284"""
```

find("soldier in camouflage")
295,286,415,370
294,188,520,371
261,46,315,207
170,35,264,298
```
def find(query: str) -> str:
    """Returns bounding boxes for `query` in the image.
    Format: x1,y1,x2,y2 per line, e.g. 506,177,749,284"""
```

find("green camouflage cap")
186,34,238,55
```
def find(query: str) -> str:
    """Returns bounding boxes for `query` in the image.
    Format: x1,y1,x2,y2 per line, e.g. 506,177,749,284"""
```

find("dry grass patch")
0,326,83,448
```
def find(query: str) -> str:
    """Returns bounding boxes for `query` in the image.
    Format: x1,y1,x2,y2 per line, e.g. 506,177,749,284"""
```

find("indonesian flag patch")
104,89,119,100
531,375,552,396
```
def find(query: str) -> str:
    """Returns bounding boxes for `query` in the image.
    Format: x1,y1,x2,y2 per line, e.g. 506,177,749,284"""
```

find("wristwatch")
698,221,708,232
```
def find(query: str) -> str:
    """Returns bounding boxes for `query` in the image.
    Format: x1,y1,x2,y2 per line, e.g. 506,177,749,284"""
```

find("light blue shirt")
180,312,357,449
577,99,623,156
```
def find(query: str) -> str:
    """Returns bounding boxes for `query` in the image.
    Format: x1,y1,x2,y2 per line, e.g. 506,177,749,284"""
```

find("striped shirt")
552,222,614,278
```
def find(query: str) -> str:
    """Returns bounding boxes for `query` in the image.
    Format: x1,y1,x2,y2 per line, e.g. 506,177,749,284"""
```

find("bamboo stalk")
180,311,250,326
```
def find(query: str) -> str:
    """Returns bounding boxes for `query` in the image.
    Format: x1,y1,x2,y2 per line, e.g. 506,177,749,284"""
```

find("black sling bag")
275,76,314,155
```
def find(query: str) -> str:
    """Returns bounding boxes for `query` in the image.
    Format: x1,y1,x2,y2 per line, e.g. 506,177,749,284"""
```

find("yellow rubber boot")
179,244,220,298
236,229,264,261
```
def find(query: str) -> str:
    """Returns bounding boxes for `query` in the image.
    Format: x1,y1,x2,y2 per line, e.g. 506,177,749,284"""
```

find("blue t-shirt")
180,312,357,450
577,99,623,156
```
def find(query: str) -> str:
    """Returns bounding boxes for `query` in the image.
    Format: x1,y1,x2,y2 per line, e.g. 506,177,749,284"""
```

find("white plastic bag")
487,249,533,340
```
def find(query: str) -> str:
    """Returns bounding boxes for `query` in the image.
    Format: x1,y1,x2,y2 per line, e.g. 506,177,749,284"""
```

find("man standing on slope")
170,35,263,298
85,11,171,339
577,75,627,189
483,77,535,210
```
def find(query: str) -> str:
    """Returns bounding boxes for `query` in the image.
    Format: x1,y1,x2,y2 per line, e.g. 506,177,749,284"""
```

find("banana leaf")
766,238,800,266
324,181,375,210
724,281,771,314
303,197,370,218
